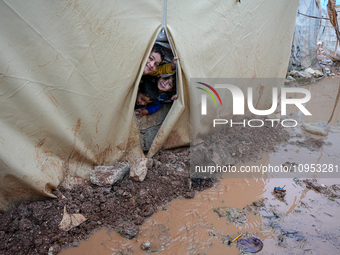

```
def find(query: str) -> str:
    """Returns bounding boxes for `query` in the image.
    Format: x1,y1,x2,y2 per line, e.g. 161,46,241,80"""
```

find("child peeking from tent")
135,74,177,118
135,79,159,118
143,44,178,75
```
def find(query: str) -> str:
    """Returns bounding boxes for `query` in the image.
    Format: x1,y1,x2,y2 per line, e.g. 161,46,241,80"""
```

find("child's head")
157,75,176,93
136,80,158,106
144,44,165,74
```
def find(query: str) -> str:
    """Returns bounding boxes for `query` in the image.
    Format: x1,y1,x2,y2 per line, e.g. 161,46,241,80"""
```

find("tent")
0,0,299,211
289,0,322,70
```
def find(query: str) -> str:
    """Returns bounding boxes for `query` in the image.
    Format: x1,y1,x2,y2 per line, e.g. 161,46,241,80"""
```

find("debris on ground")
273,186,286,202
0,148,208,254
130,158,150,182
90,162,130,187
59,206,87,231
292,134,329,151
141,241,151,250
119,222,139,239
302,179,340,199
252,199,266,208
282,161,297,172
237,237,264,253
302,121,329,136
214,207,248,224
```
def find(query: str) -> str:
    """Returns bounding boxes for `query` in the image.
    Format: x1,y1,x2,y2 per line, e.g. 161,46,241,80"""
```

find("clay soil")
0,122,306,255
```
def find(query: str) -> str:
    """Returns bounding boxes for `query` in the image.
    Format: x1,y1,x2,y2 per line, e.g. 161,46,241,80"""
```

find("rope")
297,11,329,20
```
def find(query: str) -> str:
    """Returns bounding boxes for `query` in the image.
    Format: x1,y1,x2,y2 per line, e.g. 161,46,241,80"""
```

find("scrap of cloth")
237,237,263,253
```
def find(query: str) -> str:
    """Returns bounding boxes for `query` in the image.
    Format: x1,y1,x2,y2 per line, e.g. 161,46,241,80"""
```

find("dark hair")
162,75,177,100
151,44,165,62
139,80,159,102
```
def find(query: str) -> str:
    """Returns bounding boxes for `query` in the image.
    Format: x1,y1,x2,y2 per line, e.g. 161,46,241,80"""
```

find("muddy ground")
0,119,300,255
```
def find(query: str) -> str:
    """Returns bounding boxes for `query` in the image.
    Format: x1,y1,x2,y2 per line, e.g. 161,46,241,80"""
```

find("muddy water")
60,78,340,255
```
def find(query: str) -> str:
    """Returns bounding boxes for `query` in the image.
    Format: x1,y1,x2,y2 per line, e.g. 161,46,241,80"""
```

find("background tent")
319,2,340,61
0,0,299,211
289,0,322,70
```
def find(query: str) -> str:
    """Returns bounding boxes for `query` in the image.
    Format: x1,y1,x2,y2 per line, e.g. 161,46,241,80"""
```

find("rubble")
90,162,130,187
119,222,139,239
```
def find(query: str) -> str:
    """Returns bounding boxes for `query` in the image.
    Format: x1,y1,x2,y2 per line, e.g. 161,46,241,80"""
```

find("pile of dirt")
191,118,291,169
302,179,340,199
0,149,214,255
292,136,329,151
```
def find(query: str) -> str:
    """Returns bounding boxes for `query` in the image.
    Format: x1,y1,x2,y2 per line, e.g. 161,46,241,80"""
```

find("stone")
302,121,329,136
289,70,313,83
130,158,149,182
119,222,139,239
141,241,151,250
47,244,61,255
314,70,324,77
286,75,296,81
90,162,130,187
252,199,266,207
294,71,312,78
305,68,315,75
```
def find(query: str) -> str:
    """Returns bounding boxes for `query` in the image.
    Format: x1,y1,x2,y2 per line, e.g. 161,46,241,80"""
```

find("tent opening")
135,29,177,152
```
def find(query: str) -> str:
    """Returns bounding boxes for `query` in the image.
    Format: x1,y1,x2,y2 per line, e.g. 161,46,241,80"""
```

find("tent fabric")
0,0,298,211
289,0,321,70
319,5,340,61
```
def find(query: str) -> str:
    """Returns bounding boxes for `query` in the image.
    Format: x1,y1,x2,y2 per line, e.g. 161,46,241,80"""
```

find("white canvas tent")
0,0,299,211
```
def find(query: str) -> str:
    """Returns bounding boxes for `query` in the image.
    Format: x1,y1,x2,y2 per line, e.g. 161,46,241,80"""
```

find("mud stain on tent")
35,138,46,148
38,61,51,67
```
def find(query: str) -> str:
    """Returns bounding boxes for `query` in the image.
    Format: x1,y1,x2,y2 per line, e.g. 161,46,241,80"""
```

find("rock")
290,70,313,83
252,199,265,207
48,244,61,255
184,190,195,199
119,222,139,239
90,162,130,187
284,79,292,86
305,68,315,75
286,75,296,81
302,121,329,136
290,70,312,79
141,241,151,250
130,158,149,182
314,70,324,77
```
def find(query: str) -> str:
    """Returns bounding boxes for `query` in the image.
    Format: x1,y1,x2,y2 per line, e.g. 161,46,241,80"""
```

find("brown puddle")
60,78,340,255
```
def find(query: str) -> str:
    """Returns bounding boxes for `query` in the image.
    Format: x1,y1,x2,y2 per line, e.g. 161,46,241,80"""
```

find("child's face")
136,92,153,106
157,76,174,92
144,52,162,74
